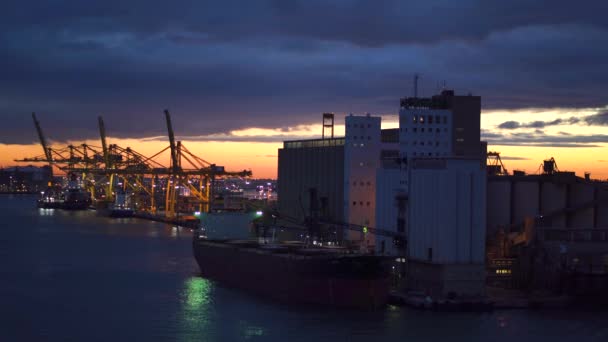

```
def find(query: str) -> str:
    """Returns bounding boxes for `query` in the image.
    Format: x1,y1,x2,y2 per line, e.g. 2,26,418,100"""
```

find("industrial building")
406,158,486,297
485,160,608,294
278,89,487,297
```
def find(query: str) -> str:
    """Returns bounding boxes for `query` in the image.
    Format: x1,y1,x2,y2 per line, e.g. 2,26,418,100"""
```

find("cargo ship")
62,175,92,210
192,212,390,309
108,191,134,217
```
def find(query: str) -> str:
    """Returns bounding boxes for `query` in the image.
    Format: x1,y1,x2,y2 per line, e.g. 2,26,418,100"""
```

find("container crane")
98,116,115,202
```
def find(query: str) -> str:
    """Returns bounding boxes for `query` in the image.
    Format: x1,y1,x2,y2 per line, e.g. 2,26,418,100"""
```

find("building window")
428,152,432,156
413,115,417,123
353,182,356,187
360,181,364,186
413,128,417,133
413,141,417,145
443,117,447,124
421,128,425,133
359,201,363,206
368,124,371,128
420,116,425,123
436,128,440,133
421,142,424,146
366,201,370,206
367,181,371,186
368,136,371,140
429,129,433,135
354,136,357,140
353,201,357,206
435,115,440,123
428,116,433,124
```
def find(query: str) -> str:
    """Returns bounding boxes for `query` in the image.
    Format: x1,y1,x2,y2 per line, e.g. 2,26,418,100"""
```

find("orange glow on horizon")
1,138,607,180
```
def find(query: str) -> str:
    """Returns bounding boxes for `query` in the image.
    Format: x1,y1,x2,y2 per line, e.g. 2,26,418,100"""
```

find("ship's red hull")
193,239,390,309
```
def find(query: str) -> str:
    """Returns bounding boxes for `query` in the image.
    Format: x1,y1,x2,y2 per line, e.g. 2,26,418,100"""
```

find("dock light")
255,211,263,217
363,226,368,234
194,211,201,217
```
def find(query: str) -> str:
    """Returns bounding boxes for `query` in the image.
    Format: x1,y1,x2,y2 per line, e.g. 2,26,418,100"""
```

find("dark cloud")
485,133,608,148
0,1,607,145
498,121,520,129
584,111,608,125
496,111,608,130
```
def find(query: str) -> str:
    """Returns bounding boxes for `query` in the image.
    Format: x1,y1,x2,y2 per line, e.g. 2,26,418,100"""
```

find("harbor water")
1,195,607,341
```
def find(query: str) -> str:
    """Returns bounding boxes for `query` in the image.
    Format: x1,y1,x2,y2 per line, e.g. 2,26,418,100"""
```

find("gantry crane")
17,110,252,218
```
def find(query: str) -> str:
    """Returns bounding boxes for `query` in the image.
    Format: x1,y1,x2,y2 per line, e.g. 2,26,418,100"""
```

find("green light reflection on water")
185,277,212,308
177,276,214,342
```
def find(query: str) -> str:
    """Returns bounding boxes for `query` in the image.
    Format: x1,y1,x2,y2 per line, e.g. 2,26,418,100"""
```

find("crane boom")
98,116,110,169
164,110,179,173
32,112,52,162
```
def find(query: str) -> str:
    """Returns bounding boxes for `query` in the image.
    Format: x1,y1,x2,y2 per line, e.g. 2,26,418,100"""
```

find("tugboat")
37,186,64,209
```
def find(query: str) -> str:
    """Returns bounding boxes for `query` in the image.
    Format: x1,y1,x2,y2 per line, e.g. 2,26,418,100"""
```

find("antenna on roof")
413,73,419,98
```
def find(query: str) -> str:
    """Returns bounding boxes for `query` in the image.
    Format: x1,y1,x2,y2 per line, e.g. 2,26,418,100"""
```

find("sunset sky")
1,1,607,179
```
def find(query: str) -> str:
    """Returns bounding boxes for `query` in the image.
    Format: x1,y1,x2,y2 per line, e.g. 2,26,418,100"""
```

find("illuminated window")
413,115,417,123
420,116,425,123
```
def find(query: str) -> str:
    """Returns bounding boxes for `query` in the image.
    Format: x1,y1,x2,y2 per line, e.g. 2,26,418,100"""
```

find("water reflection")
4,195,608,342
177,277,214,342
